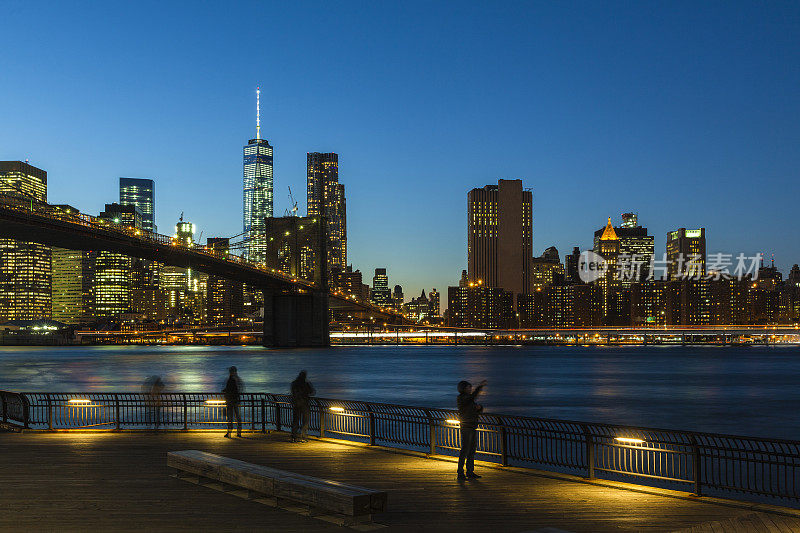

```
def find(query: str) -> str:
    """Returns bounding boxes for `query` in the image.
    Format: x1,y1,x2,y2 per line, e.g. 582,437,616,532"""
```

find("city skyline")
2,2,799,298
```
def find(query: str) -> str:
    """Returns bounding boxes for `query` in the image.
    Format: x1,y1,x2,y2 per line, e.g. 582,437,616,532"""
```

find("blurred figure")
290,370,315,443
142,375,165,429
456,379,487,480
222,366,244,438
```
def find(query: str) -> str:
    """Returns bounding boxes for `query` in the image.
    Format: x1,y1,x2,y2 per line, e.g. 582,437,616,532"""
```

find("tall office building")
51,247,93,325
243,87,274,264
0,161,51,322
595,218,621,318
119,178,156,232
307,152,347,271
592,213,654,284
666,228,706,279
93,204,142,318
370,268,392,306
467,179,533,303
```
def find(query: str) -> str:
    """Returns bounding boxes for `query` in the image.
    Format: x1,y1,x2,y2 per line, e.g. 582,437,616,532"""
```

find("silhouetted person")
456,379,487,480
222,366,244,438
290,370,315,442
142,375,164,429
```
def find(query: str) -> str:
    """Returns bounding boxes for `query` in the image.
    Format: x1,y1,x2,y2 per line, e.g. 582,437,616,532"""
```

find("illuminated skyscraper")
0,161,51,322
593,213,654,284
666,228,706,279
93,204,142,318
243,87,274,264
119,178,156,232
307,152,346,271
595,217,621,318
52,246,93,326
467,179,533,303
370,268,392,306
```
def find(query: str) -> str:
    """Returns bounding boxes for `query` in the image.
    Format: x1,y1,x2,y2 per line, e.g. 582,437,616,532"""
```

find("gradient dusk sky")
2,1,799,299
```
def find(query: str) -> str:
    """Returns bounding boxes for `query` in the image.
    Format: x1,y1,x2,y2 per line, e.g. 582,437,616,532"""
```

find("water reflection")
0,345,798,439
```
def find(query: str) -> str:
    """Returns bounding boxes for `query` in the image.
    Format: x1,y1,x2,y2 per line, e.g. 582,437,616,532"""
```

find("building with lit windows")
467,179,532,305
446,282,515,329
666,228,706,279
594,218,621,319
370,268,392,306
0,161,51,322
531,246,565,290
592,213,654,284
263,216,322,282
119,178,156,232
51,247,93,326
307,152,346,271
243,88,273,264
206,238,244,326
92,204,142,318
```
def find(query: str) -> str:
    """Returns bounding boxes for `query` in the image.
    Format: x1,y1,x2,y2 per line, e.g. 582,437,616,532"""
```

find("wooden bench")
167,450,387,523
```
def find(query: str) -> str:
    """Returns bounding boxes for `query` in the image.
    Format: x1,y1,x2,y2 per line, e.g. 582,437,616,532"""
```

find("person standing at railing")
290,370,315,443
456,379,487,480
222,366,244,438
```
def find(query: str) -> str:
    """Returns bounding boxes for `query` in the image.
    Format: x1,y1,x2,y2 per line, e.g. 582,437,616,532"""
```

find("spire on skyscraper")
256,86,261,140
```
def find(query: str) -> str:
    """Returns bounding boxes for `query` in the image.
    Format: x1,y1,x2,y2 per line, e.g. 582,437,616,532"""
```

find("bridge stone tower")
261,216,329,347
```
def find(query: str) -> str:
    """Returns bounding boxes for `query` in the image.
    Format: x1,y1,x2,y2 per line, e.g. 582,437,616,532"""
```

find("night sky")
2,1,798,298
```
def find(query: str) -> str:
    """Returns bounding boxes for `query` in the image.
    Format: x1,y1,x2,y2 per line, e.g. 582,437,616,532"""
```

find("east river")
0,344,798,439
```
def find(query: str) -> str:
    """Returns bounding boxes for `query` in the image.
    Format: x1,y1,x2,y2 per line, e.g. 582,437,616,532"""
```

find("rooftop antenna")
256,86,261,140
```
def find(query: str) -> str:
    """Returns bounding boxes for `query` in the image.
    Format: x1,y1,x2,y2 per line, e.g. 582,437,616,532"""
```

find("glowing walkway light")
615,437,645,445
329,406,345,412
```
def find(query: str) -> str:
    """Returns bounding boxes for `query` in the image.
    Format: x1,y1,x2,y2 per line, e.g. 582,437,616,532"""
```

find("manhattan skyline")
2,2,799,298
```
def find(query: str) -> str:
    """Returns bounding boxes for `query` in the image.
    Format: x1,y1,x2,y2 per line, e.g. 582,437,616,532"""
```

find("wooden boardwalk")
1,430,799,532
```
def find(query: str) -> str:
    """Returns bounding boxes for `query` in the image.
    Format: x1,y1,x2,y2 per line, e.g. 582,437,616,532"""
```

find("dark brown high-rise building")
666,228,706,279
307,152,346,271
467,179,532,303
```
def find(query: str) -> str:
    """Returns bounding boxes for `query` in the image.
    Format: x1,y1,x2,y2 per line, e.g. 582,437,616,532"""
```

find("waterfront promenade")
2,430,800,532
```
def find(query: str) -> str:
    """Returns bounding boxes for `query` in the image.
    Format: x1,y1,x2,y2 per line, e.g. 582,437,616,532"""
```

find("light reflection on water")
0,344,798,439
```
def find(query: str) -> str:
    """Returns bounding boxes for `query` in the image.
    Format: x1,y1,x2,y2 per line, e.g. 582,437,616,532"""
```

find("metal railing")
3,390,800,505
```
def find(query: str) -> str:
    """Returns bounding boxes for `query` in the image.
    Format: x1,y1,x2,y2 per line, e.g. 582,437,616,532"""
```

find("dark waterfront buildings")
0,161,51,322
307,152,346,271
467,179,533,304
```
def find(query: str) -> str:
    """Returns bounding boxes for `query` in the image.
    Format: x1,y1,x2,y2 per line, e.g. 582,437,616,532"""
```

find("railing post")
426,410,436,456
367,405,376,446
319,403,326,439
22,394,30,429
261,399,266,433
691,436,702,496
500,424,509,467
115,395,121,430
275,401,282,432
182,394,188,431
582,424,595,479
47,394,53,431
1,393,7,424
250,396,256,431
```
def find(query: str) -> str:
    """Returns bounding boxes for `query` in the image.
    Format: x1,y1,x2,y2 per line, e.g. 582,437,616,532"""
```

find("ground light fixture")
67,399,92,404
445,419,460,425
329,406,345,412
205,399,226,405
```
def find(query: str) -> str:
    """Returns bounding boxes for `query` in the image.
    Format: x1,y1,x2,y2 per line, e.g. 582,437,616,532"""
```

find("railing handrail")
10,390,800,446
5,389,800,504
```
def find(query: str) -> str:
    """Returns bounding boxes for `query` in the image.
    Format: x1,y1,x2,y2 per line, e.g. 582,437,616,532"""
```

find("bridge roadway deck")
1,430,800,532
